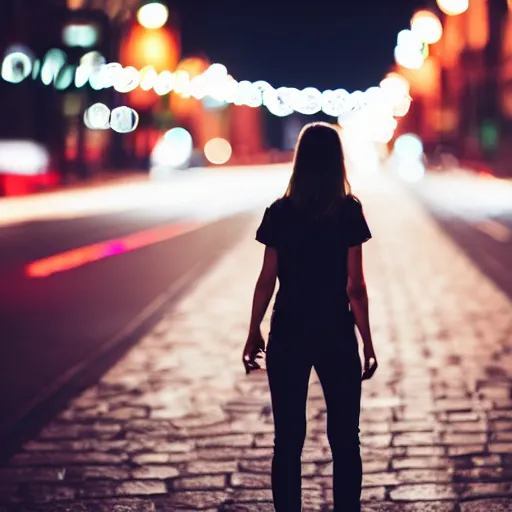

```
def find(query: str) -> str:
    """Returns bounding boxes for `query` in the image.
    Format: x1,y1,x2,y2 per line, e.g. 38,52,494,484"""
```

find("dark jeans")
266,329,362,512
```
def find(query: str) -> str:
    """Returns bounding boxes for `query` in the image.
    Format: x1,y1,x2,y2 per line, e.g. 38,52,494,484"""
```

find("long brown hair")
285,122,351,217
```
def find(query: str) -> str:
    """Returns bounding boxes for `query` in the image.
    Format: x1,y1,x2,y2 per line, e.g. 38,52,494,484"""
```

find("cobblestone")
1,175,512,510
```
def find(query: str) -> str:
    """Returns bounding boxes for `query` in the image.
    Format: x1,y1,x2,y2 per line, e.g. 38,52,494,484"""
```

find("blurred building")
0,0,122,191
0,0,266,196
398,0,512,177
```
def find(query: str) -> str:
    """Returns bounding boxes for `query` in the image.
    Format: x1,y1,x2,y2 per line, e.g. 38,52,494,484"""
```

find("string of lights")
0,47,411,127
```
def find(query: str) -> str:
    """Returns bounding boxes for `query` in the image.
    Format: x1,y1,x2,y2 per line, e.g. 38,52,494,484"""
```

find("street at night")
0,166,511,510
0,168,288,446
1,0,512,510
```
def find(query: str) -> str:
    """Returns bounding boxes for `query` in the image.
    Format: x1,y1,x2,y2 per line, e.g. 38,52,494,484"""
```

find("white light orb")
394,44,424,70
322,89,350,117
234,80,263,108
436,0,468,16
394,134,424,160
80,51,105,68
364,86,391,114
204,138,232,165
88,67,105,90
74,65,90,88
99,62,123,89
137,2,169,30
293,87,322,115
411,11,443,44
154,70,175,95
151,127,193,172
263,88,294,117
1,50,33,83
140,65,158,91
380,73,410,96
393,95,412,118
84,103,111,130
110,106,139,133
337,91,367,124
113,66,141,93
380,73,412,116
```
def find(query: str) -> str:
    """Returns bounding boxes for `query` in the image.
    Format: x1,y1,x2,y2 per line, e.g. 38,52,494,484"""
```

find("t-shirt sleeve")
346,197,372,247
256,206,278,247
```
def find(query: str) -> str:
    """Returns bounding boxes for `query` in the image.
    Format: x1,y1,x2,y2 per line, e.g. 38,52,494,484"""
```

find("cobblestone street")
1,175,512,511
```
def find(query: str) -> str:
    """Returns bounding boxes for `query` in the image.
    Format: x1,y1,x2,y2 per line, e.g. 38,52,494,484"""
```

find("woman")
242,122,378,511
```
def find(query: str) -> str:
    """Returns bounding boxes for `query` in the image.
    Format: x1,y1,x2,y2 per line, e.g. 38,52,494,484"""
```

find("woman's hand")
242,330,266,374
362,347,378,381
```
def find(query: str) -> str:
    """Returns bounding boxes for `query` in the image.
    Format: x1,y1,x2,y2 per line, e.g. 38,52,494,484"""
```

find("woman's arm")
347,245,377,379
248,246,278,335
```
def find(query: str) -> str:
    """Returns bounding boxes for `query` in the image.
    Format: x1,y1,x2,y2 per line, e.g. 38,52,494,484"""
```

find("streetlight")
411,11,443,44
436,0,469,16
137,1,169,30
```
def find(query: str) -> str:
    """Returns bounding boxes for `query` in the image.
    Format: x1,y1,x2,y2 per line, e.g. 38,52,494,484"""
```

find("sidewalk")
1,175,512,511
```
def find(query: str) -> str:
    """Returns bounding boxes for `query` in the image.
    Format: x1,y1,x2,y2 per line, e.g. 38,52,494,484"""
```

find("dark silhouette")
243,122,378,511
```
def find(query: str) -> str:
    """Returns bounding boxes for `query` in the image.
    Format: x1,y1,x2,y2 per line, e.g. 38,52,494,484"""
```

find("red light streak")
25,221,203,278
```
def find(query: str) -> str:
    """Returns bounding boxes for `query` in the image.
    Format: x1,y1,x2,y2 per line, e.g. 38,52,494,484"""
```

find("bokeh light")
83,103,111,130
62,24,99,48
0,140,49,175
392,134,425,182
139,65,158,91
1,49,33,83
154,70,175,95
394,134,424,159
121,25,180,72
80,51,105,68
110,106,139,133
170,57,210,119
137,2,169,30
411,11,443,44
380,73,410,97
321,89,350,117
32,59,41,80
99,62,123,88
392,95,412,118
150,127,193,176
394,43,424,70
436,0,469,16
293,87,322,115
54,65,75,90
0,39,415,128
112,66,140,93
204,138,232,165
41,49,67,86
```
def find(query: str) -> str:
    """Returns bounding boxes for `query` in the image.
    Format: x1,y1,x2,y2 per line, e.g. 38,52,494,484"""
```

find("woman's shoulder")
271,196,290,208
342,194,365,213
266,197,291,215
345,194,362,206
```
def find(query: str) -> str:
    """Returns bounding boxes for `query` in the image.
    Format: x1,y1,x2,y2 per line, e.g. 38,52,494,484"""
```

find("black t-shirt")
256,195,372,336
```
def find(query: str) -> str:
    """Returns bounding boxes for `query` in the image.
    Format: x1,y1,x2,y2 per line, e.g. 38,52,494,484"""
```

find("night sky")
173,0,426,93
